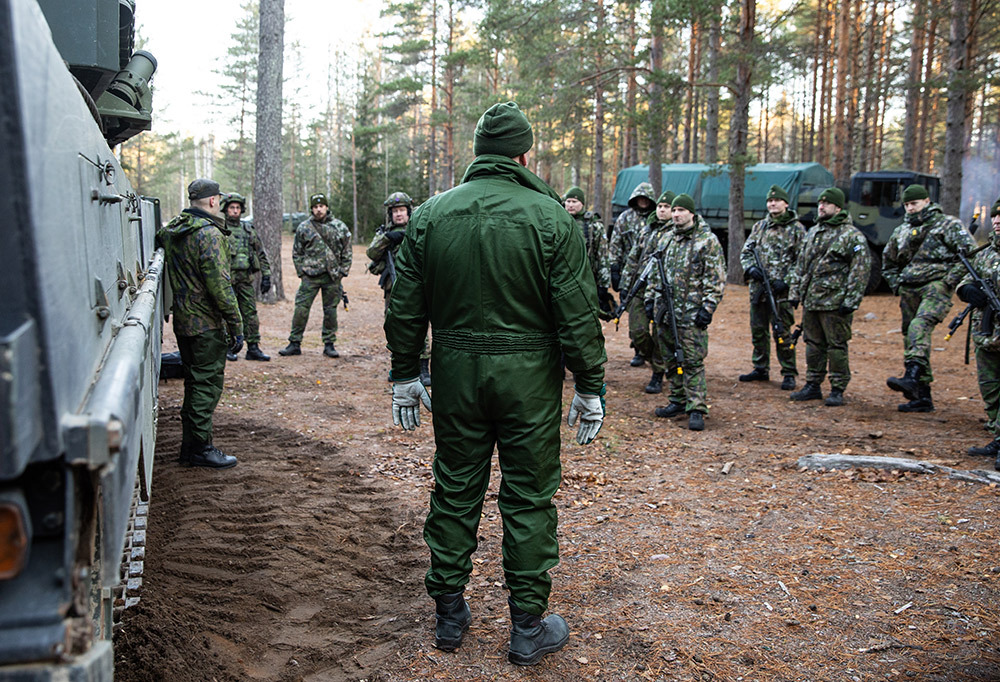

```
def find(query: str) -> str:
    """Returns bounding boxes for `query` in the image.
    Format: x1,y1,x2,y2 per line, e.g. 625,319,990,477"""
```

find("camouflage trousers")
658,324,710,414
802,309,853,391
975,346,1000,437
289,273,340,344
232,270,261,344
628,292,663,371
749,298,798,376
177,328,227,446
899,280,953,383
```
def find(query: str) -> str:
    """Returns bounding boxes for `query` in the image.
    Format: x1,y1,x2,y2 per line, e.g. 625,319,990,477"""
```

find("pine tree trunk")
832,0,852,185
648,0,665,197
429,0,438,196
903,0,926,169
917,11,940,172
729,0,755,284
592,0,606,218
940,0,972,215
683,21,698,163
704,10,721,162
254,0,284,301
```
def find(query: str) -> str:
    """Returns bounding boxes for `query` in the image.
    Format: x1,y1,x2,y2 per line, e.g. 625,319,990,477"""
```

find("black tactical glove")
744,266,765,282
610,264,622,292
958,283,989,309
837,305,855,317
597,287,614,312
385,230,405,246
789,299,799,309
644,299,655,321
260,275,271,294
694,306,713,329
229,334,245,355
771,278,789,296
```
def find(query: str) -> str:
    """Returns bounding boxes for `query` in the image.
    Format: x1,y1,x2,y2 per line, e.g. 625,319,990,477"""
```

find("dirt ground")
114,236,1000,681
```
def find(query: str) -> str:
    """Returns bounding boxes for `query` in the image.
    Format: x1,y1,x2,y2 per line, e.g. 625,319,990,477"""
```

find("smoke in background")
962,155,1000,237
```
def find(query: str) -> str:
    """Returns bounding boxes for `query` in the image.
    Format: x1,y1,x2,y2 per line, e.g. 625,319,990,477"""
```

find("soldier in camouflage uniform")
222,193,272,362
621,190,675,394
562,186,614,318
367,191,431,385
738,185,804,391
279,193,353,358
787,188,870,407
958,200,1000,465
157,178,241,468
610,181,656,366
882,184,974,412
644,194,726,431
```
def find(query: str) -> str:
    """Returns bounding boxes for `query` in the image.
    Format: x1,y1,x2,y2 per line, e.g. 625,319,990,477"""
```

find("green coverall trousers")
177,328,228,447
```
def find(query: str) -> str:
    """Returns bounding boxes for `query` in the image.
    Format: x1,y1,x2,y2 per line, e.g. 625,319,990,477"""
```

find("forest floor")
115,238,1000,682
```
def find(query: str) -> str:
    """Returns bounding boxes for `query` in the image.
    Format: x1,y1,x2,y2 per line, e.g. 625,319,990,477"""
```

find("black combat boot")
898,383,933,412
780,376,796,391
887,362,922,400
420,358,432,387
824,389,844,406
688,411,705,431
278,341,301,356
433,592,471,652
323,343,340,358
644,371,664,394
967,439,1000,457
245,343,270,361
630,353,645,367
508,599,569,666
186,443,238,469
738,367,769,382
226,351,239,361
654,402,686,419
790,382,823,401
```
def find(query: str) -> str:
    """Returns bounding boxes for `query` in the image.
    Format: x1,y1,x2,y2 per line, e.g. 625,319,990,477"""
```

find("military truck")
0,0,162,679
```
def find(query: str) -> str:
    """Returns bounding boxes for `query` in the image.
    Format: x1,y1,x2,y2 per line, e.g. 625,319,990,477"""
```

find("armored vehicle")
0,0,162,679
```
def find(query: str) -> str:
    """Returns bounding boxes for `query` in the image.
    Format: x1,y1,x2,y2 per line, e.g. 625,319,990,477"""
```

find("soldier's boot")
790,382,823,401
654,402,686,419
688,411,705,431
508,599,569,666
226,351,239,362
644,371,664,394
323,343,340,358
898,383,934,413
630,353,645,367
967,439,1000,457
186,443,238,469
738,367,769,382
781,376,796,391
278,341,301,356
824,389,845,407
433,592,471,652
886,362,922,401
245,343,271,362
420,358,432,387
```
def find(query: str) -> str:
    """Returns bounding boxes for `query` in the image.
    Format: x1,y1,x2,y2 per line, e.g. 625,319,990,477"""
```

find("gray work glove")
392,378,432,430
567,389,605,445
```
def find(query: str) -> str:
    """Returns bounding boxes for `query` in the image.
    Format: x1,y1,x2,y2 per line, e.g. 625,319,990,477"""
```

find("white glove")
392,378,432,430
567,390,605,445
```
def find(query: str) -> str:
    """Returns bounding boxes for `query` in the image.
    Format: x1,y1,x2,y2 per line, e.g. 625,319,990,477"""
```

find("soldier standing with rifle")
882,184,975,412
644,194,725,431
609,181,656,367
222,192,272,362
738,185,804,391
957,199,1000,464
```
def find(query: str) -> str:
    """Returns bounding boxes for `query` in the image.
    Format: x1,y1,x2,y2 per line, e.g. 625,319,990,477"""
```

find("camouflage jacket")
608,182,656,274
644,215,726,326
738,210,805,302
882,203,974,292
622,217,673,293
366,223,403,291
960,235,1000,352
226,218,271,276
573,210,610,288
789,210,870,311
157,208,243,337
292,215,352,279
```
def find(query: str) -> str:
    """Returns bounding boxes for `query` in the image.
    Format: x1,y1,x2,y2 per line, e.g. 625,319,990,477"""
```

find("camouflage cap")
188,178,220,200
222,192,247,211
310,193,329,208
563,186,586,203
766,184,790,204
383,191,413,208
902,184,929,202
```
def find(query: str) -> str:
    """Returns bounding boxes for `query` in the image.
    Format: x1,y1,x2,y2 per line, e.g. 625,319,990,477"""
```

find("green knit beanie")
819,187,845,208
902,184,929,202
473,101,534,157
657,190,676,206
310,193,328,208
671,193,696,213
564,186,585,203
991,199,1000,218
766,184,790,204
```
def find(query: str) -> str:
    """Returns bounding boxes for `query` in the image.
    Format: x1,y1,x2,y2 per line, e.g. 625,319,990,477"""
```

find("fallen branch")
796,453,1000,485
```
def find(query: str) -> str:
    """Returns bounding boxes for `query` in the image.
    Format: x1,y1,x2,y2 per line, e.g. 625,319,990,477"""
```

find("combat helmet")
221,192,247,213
384,191,414,221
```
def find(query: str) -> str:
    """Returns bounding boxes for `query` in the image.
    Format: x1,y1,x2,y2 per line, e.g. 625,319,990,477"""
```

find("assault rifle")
612,257,656,330
956,239,1000,336
748,242,792,349
379,245,398,291
341,287,350,312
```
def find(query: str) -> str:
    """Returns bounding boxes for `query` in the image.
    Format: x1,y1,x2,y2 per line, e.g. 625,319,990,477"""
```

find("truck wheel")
865,244,883,295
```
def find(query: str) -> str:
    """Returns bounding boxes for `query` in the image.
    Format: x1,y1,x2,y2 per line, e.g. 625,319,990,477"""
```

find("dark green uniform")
289,214,352,344
385,154,606,615
227,216,271,344
157,208,243,448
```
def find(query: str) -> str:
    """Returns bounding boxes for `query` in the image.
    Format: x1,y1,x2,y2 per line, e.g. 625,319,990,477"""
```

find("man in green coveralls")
384,101,607,666
157,178,242,468
222,192,272,362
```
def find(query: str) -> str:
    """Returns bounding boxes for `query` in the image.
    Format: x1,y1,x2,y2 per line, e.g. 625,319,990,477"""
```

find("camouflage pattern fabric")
975,347,1000,437
627,296,663,372
574,210,610,288
177,329,227,445
608,182,656,278
749,299,798,376
292,215,353,279
622,217,673,293
802,309,853,390
882,203,974,291
789,209,869,311
962,235,1000,353
897,280,953,382
231,272,260,344
157,208,243,338
289,273,341,344
659,326,710,414
366,223,403,293
227,218,272,276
